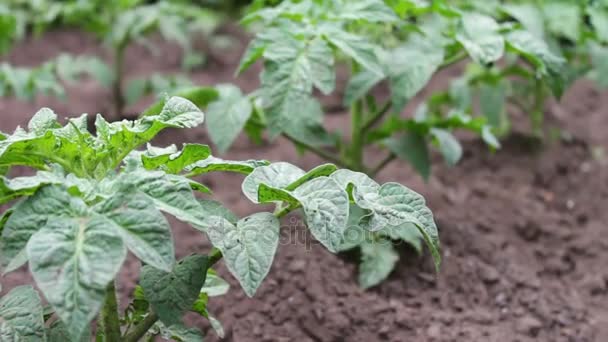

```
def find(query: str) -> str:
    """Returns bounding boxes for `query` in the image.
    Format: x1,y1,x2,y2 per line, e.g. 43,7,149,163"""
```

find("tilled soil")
1,29,607,342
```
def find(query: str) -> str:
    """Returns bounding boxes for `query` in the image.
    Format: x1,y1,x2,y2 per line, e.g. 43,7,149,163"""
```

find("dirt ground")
1,29,607,342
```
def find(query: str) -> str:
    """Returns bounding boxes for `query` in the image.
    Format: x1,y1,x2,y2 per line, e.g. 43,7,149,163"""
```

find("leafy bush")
0,96,439,340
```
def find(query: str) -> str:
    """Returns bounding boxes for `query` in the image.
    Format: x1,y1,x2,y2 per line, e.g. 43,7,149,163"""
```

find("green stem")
123,312,158,342
282,134,349,169
362,100,391,132
531,80,545,134
350,99,364,171
207,247,223,266
101,281,121,342
112,44,126,119
439,51,468,69
274,203,301,219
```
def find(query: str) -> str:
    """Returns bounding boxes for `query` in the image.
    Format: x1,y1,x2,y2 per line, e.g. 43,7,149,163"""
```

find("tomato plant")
0,95,439,340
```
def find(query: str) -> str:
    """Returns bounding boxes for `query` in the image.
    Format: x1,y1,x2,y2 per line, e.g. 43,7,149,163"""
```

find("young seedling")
0,95,439,340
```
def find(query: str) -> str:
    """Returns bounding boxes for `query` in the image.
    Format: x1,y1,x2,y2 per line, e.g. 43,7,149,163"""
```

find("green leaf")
260,35,334,136
335,0,399,22
237,37,267,74
26,192,127,340
358,239,399,289
207,314,224,339
336,205,371,252
505,30,566,97
456,13,504,65
589,7,608,42
206,85,253,153
385,133,431,180
352,182,440,270
543,1,581,42
140,255,209,326
186,156,269,176
430,128,463,166
344,71,383,106
257,184,299,206
292,177,349,252
96,191,175,272
198,200,238,224
307,38,336,95
120,170,209,231
201,269,230,297
0,123,91,174
329,169,380,197
323,27,383,75
95,96,205,174
242,162,305,203
1,185,85,274
501,3,545,38
142,143,211,174
0,168,70,205
206,212,280,297
141,87,218,117
383,43,444,111
482,126,501,149
0,286,45,341
505,30,565,74
27,108,58,134
379,223,423,254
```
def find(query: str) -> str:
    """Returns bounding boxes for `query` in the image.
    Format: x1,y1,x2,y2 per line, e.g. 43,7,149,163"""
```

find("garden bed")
1,29,607,342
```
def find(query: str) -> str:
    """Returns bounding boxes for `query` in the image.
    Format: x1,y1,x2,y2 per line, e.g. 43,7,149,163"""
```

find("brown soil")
1,29,607,342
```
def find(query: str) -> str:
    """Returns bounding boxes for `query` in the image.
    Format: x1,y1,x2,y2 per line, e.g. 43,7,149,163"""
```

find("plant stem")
370,152,396,177
274,203,301,219
123,312,158,342
101,281,121,342
350,99,364,171
208,247,223,266
362,100,391,132
531,79,545,135
439,51,468,70
112,44,126,119
282,134,349,168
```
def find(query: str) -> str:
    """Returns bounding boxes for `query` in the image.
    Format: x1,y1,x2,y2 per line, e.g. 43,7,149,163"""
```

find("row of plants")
0,0,228,116
195,0,608,288
1,0,607,340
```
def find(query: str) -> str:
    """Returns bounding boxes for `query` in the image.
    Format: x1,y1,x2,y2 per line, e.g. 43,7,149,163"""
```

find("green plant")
0,0,220,116
500,0,608,87
0,3,109,101
0,94,439,340
194,0,568,287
